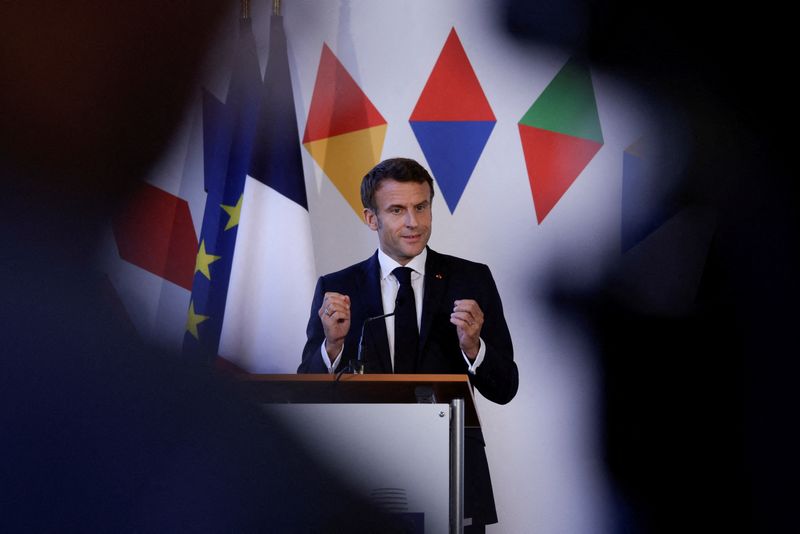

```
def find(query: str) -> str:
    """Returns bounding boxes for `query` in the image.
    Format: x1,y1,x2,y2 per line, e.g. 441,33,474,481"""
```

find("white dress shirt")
322,248,486,373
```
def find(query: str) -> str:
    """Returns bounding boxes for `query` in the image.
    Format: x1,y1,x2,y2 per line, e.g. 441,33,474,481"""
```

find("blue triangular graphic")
621,150,678,252
410,120,495,213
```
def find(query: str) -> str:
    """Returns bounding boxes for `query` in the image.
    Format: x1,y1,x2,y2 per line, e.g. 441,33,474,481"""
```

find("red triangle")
410,28,495,121
519,125,602,223
112,182,198,290
302,43,386,143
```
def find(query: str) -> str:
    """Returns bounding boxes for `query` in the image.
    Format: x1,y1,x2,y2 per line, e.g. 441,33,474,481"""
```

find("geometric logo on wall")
621,137,679,251
518,58,604,223
410,27,495,213
303,43,387,217
112,181,198,290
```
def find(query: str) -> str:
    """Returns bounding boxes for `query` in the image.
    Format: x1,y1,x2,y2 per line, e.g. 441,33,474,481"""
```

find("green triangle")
519,58,603,143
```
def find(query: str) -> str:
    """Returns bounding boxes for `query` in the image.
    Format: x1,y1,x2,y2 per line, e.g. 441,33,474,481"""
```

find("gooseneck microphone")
336,296,402,380
352,310,395,374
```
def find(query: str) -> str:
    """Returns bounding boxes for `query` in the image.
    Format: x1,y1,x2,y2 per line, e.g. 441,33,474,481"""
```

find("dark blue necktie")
392,266,418,373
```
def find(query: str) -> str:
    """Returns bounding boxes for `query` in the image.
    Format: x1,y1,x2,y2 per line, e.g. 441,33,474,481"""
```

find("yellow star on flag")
221,195,243,231
185,300,210,340
195,239,221,280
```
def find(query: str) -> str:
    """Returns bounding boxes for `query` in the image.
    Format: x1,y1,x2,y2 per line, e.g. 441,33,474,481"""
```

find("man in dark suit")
299,158,518,530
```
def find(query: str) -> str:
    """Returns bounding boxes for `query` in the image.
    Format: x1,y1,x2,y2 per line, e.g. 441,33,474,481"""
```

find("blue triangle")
410,120,495,213
621,150,678,251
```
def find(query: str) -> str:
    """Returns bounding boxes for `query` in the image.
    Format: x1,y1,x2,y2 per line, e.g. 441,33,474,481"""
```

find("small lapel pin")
434,272,444,280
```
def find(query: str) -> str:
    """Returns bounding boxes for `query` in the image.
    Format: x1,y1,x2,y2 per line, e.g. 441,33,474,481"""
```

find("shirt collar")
377,247,427,280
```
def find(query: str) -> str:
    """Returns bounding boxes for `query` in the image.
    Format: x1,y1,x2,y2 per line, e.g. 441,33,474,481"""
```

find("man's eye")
416,204,427,212
390,208,402,215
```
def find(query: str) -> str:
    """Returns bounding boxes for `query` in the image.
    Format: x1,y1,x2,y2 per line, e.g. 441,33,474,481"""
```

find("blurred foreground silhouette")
504,0,798,532
0,3,392,531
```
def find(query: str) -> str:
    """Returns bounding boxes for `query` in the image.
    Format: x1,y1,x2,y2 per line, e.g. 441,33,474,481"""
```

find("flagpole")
273,0,281,16
241,0,250,20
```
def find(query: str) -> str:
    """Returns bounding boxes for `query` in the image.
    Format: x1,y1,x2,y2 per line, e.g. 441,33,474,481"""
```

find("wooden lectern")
237,374,479,534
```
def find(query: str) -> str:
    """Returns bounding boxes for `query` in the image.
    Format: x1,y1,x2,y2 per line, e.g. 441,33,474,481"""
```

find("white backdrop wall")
104,1,676,532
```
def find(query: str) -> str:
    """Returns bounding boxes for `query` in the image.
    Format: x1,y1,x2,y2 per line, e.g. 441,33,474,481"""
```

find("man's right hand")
319,292,351,358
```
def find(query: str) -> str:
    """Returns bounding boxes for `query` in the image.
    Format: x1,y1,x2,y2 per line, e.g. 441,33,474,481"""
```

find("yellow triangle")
304,124,387,217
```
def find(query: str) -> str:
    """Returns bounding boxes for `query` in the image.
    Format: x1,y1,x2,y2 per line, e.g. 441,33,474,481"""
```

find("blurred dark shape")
503,0,590,51
505,1,797,532
0,2,391,531
0,266,391,532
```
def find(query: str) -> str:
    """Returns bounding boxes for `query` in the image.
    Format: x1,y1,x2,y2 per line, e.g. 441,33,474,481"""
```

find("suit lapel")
419,248,447,356
357,252,392,373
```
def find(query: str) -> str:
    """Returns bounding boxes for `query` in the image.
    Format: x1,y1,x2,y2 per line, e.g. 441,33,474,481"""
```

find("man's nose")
405,209,418,227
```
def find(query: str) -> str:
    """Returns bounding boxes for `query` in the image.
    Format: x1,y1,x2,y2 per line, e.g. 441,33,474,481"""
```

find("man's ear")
363,208,379,230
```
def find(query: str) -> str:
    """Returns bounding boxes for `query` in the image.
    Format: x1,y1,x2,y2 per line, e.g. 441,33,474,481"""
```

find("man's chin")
401,236,428,250
404,239,425,251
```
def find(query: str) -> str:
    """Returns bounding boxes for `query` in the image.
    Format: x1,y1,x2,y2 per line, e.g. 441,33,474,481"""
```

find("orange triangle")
303,43,386,144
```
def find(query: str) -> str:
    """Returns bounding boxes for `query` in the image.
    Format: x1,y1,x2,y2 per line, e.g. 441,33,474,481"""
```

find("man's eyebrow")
385,199,428,210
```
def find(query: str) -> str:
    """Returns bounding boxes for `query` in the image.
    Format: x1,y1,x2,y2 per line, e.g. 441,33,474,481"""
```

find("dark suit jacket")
299,248,518,404
298,248,518,523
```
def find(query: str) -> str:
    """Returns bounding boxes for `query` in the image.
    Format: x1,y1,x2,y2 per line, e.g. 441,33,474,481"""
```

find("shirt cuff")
321,342,344,374
462,337,486,374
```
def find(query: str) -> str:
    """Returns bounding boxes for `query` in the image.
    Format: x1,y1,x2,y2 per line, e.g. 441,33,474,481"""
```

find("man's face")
363,179,432,265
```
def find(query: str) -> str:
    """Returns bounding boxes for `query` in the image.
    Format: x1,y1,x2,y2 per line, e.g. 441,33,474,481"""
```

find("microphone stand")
335,298,401,381
350,311,395,375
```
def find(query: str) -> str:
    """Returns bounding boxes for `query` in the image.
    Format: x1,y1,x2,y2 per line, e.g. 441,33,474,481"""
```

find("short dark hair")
360,157,434,212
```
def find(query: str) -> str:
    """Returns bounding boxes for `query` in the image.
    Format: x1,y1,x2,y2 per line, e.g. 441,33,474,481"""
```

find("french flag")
186,13,315,373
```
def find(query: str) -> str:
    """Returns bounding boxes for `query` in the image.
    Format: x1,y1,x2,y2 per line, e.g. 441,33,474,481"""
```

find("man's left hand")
451,299,483,360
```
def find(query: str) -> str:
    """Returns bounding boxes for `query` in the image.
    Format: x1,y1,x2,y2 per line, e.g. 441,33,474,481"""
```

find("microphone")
351,309,395,375
335,307,397,381
336,294,402,379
